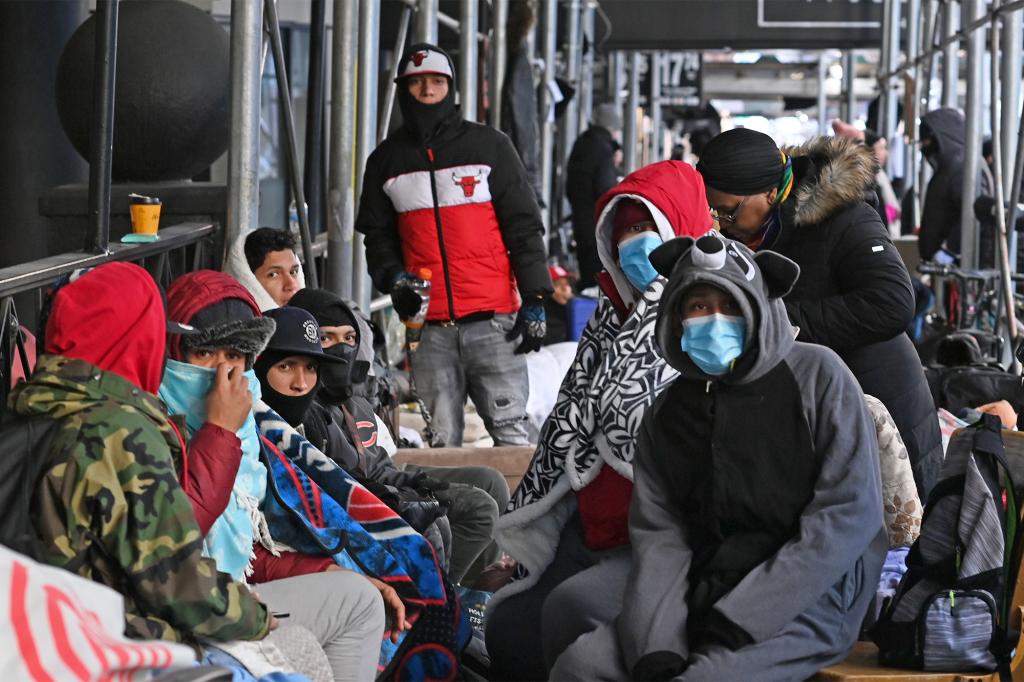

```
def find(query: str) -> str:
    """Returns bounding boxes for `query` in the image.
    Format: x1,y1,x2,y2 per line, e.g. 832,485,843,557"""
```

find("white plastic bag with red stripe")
1,544,196,680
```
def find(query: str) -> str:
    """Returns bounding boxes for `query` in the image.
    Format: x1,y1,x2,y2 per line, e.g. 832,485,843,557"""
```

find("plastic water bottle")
287,200,307,236
404,267,433,348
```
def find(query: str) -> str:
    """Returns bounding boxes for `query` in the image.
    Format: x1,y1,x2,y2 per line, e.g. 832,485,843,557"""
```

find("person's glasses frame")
711,195,748,226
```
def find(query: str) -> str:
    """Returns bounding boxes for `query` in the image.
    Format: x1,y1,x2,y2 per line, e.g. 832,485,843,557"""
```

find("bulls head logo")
452,171,484,198
411,50,428,67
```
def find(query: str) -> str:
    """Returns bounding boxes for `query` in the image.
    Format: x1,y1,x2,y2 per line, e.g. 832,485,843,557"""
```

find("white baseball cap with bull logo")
395,45,454,82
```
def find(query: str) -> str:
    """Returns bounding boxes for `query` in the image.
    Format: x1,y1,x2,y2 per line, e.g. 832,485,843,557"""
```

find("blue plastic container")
567,296,599,341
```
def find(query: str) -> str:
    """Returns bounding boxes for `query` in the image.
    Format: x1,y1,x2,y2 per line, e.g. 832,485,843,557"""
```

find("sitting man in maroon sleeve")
160,270,403,682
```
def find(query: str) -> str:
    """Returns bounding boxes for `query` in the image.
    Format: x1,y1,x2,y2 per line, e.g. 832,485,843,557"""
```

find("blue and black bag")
872,414,1021,675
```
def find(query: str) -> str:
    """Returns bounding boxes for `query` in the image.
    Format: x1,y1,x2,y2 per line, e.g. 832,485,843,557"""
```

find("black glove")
974,195,997,224
632,651,688,681
409,471,451,494
391,273,425,320
506,299,546,354
695,608,754,652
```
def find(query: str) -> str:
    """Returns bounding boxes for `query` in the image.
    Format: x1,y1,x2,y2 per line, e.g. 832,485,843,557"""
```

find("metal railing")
0,222,218,413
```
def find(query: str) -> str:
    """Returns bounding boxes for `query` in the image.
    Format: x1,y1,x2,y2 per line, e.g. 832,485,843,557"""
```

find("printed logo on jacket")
383,164,494,212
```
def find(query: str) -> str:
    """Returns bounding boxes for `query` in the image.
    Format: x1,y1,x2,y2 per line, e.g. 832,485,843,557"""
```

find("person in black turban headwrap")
697,126,943,502
695,128,792,250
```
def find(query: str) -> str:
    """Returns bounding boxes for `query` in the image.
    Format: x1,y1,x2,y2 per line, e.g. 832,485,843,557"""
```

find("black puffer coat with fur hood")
773,137,941,499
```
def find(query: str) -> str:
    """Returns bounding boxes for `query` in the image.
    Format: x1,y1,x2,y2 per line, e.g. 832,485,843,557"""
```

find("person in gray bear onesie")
550,234,887,681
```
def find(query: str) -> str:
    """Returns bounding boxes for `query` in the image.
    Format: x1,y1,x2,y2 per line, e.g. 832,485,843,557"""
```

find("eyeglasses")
711,196,748,226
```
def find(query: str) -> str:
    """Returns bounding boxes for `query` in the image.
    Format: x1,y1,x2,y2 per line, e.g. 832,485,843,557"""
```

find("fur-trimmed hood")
782,136,878,227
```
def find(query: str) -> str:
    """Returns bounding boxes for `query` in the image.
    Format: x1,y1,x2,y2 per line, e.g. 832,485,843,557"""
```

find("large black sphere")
55,0,230,182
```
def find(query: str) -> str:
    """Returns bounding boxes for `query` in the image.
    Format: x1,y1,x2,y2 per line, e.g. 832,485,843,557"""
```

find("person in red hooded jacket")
485,161,714,681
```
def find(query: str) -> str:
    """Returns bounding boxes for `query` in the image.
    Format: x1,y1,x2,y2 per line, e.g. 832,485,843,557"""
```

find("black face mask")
255,353,320,427
318,343,370,405
397,84,457,143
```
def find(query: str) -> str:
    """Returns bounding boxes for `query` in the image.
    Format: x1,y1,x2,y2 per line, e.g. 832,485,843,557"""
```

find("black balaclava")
396,43,458,143
255,349,319,427
289,288,371,404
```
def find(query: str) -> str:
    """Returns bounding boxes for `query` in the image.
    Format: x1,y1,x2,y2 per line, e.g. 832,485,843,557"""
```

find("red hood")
165,270,261,361
594,160,713,240
592,161,714,306
44,262,166,395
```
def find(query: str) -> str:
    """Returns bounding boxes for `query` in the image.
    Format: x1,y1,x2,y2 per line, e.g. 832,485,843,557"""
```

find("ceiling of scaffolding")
598,0,885,50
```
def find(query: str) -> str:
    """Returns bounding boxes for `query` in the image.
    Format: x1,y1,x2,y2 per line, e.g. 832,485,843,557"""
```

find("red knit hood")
165,270,262,361
44,262,167,395
593,161,714,306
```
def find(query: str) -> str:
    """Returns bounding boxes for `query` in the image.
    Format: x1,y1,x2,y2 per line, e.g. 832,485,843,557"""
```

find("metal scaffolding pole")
883,0,901,159
304,0,328,242
86,0,118,254
987,2,1020,356
905,0,922,199
265,0,318,288
459,0,478,121
611,50,625,116
1005,5,1024,270
415,0,438,44
817,54,829,136
578,1,596,139
923,0,940,111
379,3,412,143
227,0,263,249
624,51,640,174
490,0,508,129
1007,72,1024,274
843,51,856,122
354,0,380,309
562,0,582,164
326,0,358,297
943,0,960,108
1002,6,1022,200
960,0,985,268
538,0,557,233
650,53,662,162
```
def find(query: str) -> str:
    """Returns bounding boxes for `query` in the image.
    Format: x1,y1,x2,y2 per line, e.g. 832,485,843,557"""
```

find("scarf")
733,153,793,252
159,359,271,582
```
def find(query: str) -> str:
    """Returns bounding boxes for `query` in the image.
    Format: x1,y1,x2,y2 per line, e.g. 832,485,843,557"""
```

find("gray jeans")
411,314,530,447
403,463,511,584
256,570,385,682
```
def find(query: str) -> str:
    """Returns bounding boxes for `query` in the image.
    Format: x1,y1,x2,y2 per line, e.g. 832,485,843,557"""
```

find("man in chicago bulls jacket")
356,43,552,447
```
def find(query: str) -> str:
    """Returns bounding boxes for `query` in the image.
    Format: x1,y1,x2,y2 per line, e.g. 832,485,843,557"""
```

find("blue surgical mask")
618,232,663,292
680,313,747,376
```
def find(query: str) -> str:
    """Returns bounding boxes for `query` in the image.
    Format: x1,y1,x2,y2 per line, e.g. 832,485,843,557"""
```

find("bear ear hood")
654,234,801,384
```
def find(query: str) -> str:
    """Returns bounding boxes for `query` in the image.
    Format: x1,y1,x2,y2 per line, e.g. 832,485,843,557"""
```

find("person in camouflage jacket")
10,262,269,644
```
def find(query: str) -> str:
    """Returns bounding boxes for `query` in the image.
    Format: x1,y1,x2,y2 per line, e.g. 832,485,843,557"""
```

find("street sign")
660,52,702,106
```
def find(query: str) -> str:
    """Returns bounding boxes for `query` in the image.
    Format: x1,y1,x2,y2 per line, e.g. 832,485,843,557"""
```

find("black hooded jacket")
920,108,967,260
355,43,551,317
771,136,942,498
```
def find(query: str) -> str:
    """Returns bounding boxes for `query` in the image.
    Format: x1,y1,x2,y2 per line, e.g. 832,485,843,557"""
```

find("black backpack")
872,414,1021,675
0,415,61,559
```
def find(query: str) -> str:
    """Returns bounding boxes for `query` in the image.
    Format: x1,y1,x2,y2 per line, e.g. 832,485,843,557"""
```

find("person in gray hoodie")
549,234,887,682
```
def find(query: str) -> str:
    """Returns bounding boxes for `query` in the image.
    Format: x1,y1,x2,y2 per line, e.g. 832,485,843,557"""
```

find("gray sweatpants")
404,463,511,585
485,513,631,681
256,570,385,682
549,562,877,682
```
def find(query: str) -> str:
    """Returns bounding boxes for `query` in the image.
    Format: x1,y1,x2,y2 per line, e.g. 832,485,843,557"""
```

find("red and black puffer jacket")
356,111,552,322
